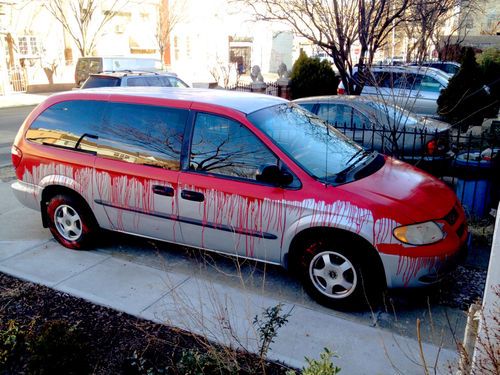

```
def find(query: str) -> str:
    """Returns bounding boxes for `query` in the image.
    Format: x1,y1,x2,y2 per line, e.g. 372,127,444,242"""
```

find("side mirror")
256,164,294,186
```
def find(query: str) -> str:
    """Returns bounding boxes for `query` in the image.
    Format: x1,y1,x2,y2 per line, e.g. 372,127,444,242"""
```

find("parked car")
80,71,190,89
11,88,468,309
337,65,450,116
74,56,162,87
293,95,453,173
408,61,460,77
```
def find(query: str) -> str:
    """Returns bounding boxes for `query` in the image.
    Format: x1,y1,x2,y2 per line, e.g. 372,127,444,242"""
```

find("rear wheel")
46,194,96,250
296,237,381,309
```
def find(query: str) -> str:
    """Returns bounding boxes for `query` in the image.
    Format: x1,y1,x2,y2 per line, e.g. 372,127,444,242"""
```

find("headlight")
393,221,444,245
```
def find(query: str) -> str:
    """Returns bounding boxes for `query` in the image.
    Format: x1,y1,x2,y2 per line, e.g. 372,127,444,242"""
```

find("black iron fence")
332,121,500,218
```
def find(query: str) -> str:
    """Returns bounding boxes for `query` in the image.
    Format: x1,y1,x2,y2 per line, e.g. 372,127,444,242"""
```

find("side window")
190,113,278,180
318,104,353,128
317,104,338,124
127,77,149,86
98,103,188,170
168,77,188,87
351,108,371,129
298,103,315,112
26,100,105,153
417,75,442,93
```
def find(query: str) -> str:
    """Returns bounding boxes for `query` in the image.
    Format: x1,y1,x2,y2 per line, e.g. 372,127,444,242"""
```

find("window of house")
17,36,39,56
26,101,105,153
190,113,278,180
98,103,188,170
18,37,28,55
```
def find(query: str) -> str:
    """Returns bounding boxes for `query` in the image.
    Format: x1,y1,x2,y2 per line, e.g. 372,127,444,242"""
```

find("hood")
339,157,456,223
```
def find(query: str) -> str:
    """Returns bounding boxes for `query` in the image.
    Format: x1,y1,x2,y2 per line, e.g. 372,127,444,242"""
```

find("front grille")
444,205,459,225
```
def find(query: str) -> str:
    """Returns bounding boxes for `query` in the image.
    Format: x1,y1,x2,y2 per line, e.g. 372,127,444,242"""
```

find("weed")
287,347,341,375
253,303,292,359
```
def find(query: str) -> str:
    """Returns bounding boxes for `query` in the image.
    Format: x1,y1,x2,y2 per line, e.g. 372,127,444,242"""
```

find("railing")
7,68,27,93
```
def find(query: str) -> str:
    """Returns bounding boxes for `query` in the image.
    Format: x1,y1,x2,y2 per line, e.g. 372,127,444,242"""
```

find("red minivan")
11,87,468,308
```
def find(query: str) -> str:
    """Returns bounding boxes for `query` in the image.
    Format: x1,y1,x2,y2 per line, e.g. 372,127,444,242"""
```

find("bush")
290,51,339,99
28,320,90,375
437,47,498,128
477,48,500,111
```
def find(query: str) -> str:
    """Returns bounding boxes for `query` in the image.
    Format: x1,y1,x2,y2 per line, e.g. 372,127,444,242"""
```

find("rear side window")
26,100,105,153
98,103,188,170
82,76,120,88
126,77,150,86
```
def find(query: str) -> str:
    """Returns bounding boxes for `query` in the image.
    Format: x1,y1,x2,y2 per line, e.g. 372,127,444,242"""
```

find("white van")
74,56,162,87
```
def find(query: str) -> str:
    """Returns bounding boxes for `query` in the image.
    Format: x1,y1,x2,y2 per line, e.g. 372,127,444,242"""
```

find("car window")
126,77,149,86
98,103,188,170
352,108,371,129
297,103,315,112
168,77,189,88
189,113,278,180
26,100,105,153
317,104,340,124
81,76,120,89
416,75,443,92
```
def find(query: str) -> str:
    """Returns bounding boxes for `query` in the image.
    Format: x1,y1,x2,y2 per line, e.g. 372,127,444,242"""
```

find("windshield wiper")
344,149,369,166
334,150,371,183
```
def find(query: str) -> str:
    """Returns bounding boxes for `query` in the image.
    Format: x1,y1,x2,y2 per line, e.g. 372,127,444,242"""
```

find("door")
177,112,285,262
93,102,188,243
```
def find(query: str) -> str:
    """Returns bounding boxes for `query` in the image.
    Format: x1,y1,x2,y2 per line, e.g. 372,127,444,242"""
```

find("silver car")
337,66,450,116
294,95,452,172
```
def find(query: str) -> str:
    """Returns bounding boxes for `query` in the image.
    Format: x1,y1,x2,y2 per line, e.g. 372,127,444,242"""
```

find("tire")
296,236,381,310
46,194,97,250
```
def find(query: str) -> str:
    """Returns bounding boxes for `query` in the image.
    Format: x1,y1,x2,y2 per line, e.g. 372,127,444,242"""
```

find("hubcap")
54,205,82,241
309,251,357,299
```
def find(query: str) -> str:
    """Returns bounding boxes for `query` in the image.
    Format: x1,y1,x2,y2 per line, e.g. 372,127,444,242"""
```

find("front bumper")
380,240,468,288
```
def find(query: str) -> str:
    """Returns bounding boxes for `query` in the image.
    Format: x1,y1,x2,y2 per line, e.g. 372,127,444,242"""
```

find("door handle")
181,190,204,202
152,185,174,197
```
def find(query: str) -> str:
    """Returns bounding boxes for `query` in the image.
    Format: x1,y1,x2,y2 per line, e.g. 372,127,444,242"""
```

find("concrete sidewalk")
0,92,52,109
0,179,459,374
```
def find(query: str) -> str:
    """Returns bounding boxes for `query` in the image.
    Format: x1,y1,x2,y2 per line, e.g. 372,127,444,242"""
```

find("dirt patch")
0,272,293,374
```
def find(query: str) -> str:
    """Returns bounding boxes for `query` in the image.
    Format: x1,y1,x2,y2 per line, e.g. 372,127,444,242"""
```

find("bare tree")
236,0,409,94
403,0,481,62
155,0,185,68
45,0,127,57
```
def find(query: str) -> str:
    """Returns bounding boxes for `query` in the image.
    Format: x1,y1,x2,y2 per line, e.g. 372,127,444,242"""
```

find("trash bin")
453,151,492,218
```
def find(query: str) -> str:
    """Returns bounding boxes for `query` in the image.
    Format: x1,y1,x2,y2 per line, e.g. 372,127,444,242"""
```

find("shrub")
290,51,339,99
286,347,341,375
477,48,500,113
28,320,90,375
437,47,498,128
0,320,28,371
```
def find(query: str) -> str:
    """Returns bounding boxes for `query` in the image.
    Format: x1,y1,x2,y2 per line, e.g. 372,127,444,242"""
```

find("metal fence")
7,68,27,93
227,81,281,96
332,121,500,218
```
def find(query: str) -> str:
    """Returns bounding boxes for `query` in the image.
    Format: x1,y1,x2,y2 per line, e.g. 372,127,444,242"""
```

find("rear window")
26,100,106,153
81,76,121,89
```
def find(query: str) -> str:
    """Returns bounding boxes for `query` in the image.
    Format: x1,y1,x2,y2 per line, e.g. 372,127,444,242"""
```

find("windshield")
248,104,365,180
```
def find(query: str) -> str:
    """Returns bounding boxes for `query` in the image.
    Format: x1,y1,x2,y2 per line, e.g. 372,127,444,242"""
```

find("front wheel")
297,238,380,309
46,194,96,250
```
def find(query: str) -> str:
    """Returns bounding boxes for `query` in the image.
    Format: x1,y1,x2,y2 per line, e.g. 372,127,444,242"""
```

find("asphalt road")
0,106,35,167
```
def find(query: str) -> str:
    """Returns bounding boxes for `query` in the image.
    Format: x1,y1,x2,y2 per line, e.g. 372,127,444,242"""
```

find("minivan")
74,56,162,87
11,88,468,308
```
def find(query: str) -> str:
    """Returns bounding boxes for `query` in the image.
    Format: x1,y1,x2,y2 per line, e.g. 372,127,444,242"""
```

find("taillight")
337,87,345,95
426,140,437,155
11,145,23,168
